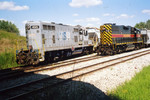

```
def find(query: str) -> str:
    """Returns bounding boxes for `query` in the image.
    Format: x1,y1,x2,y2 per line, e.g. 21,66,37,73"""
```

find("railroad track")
0,53,96,76
0,54,100,81
0,49,150,100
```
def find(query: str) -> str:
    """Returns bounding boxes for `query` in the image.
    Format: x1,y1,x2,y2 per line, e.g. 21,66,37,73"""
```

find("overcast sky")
0,0,150,36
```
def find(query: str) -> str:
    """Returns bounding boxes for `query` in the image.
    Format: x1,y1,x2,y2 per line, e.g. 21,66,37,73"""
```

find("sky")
0,0,150,36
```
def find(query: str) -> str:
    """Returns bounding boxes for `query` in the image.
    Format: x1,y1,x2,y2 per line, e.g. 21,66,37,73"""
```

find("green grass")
0,51,19,69
0,30,26,69
108,66,150,100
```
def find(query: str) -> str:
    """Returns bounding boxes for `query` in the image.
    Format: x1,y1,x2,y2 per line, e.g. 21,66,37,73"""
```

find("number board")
31,25,39,29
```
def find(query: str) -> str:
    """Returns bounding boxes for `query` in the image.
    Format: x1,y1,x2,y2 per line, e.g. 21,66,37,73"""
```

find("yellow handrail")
34,39,40,54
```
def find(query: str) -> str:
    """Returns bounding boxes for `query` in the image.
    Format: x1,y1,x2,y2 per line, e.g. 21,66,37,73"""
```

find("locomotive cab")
16,22,44,65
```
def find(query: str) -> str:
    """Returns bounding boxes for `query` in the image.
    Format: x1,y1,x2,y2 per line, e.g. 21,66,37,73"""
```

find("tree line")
0,19,150,36
0,20,19,35
135,19,150,30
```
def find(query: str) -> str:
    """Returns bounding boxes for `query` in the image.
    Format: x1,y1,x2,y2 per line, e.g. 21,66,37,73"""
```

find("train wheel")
25,55,31,65
89,49,93,54
17,52,27,65
115,46,120,54
96,46,101,56
45,57,54,64
31,53,39,65
139,44,142,49
97,50,100,55
106,48,113,55
110,50,115,55
101,51,106,55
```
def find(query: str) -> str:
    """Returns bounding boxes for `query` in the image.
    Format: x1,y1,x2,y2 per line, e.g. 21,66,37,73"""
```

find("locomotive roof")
104,23,132,27
26,21,81,28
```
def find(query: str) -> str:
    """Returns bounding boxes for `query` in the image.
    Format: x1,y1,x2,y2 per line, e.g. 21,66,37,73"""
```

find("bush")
0,20,19,35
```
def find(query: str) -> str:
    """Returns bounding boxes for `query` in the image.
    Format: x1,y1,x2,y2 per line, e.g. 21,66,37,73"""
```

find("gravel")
79,48,150,93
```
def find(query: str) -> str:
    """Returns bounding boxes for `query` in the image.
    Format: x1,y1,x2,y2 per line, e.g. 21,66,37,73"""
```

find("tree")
135,19,150,30
0,20,20,35
135,22,146,29
145,20,150,29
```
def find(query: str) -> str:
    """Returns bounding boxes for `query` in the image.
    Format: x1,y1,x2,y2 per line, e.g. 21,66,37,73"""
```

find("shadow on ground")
0,68,122,100
17,74,121,100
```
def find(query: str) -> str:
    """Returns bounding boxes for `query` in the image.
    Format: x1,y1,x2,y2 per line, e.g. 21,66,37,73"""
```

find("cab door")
79,30,83,45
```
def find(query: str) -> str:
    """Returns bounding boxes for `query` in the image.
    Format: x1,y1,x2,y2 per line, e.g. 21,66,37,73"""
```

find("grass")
0,30,26,69
0,30,26,53
0,51,19,69
108,65,150,100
